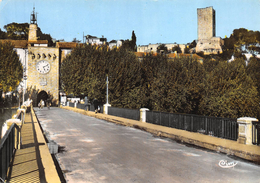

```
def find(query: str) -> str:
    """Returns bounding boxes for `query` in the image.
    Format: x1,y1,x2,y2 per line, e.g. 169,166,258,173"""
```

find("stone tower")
197,6,215,40
196,6,223,55
28,7,38,41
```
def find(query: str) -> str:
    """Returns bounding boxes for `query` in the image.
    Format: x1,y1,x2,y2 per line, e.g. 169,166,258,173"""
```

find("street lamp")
106,75,109,104
104,74,111,114
22,49,28,104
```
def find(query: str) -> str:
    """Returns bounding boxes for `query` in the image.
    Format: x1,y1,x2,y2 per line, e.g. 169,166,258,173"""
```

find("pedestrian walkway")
6,109,60,183
61,106,260,164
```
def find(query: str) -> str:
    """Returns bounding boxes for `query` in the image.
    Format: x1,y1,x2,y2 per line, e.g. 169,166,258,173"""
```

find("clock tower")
26,7,60,105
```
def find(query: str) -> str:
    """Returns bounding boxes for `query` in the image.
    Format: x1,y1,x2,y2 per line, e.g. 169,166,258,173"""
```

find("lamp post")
106,75,109,104
22,49,28,104
104,74,111,114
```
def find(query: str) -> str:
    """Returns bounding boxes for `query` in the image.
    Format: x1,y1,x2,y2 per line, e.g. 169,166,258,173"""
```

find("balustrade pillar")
237,117,258,145
140,108,149,122
103,103,111,115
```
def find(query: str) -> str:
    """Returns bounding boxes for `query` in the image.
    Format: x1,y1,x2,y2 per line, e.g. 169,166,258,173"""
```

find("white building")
108,40,123,49
85,35,107,45
137,43,186,53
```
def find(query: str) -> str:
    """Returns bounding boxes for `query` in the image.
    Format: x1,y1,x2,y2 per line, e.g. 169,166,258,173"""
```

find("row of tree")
0,41,23,107
0,41,23,93
61,44,260,119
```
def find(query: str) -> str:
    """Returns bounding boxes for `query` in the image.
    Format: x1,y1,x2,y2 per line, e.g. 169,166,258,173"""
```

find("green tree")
61,45,144,108
246,57,260,106
199,58,259,118
107,48,143,108
156,44,167,54
222,28,260,59
189,40,197,49
185,40,197,54
140,53,168,110
140,54,204,113
184,46,190,54
131,30,137,51
0,29,7,39
121,30,137,51
0,41,23,92
4,23,29,40
163,57,204,113
172,45,182,53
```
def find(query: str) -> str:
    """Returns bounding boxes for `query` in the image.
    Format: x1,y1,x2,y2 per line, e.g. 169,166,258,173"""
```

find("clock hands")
43,64,50,71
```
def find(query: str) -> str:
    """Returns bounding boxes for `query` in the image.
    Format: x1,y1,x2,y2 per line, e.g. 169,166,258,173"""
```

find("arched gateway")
37,91,48,107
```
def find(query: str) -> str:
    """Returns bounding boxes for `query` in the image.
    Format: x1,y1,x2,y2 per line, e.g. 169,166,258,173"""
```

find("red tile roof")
56,42,85,48
0,39,28,48
135,52,158,57
168,53,203,60
135,52,203,61
28,40,48,44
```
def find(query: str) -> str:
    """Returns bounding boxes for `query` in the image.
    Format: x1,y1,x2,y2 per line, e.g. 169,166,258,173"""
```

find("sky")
0,0,260,46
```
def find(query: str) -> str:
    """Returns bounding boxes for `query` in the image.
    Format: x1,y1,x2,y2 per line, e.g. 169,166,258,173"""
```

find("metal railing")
73,102,104,113
69,102,74,108
252,122,260,145
0,123,19,181
108,107,140,121
146,111,238,141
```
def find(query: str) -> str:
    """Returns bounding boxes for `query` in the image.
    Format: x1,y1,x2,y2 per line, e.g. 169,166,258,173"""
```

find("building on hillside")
137,43,186,53
108,40,123,49
85,35,107,45
196,6,224,55
137,44,159,53
165,44,186,53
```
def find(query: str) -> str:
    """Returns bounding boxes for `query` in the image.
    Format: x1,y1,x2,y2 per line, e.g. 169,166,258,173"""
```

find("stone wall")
27,46,60,103
196,37,224,55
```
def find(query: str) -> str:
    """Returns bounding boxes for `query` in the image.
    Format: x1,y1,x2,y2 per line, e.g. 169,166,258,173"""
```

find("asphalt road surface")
35,107,260,183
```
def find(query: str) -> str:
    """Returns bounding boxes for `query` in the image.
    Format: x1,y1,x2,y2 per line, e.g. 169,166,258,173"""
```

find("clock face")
36,60,50,74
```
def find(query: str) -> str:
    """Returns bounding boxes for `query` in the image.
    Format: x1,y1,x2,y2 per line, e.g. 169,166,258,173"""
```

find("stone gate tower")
26,8,60,105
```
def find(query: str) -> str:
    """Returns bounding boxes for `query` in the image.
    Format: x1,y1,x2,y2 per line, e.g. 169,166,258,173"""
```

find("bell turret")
30,7,37,24
29,7,38,42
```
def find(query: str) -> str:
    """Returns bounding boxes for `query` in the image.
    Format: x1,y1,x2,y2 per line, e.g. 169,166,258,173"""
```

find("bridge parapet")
237,117,259,145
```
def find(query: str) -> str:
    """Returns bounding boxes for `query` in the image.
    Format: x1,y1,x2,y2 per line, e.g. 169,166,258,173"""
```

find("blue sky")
0,0,260,46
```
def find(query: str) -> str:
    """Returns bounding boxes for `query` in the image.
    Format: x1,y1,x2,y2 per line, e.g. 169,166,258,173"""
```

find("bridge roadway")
35,107,260,183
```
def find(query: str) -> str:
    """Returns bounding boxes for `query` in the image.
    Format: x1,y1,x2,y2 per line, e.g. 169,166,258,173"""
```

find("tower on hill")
197,6,215,40
196,6,223,55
